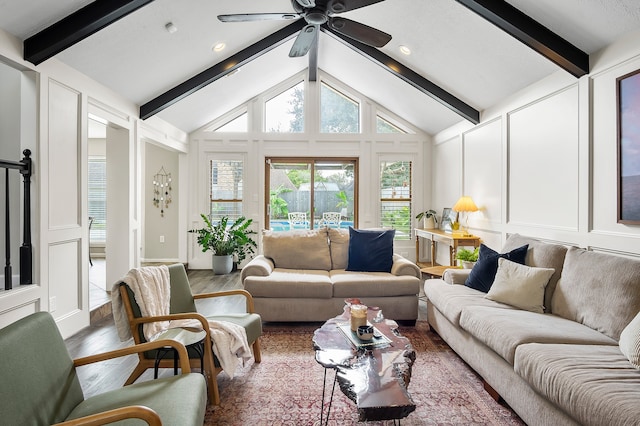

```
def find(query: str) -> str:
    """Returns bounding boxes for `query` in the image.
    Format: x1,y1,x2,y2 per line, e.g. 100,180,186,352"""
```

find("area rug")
205,321,524,425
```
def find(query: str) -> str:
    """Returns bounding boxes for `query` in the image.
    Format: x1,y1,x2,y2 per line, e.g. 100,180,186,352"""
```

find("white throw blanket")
111,266,252,378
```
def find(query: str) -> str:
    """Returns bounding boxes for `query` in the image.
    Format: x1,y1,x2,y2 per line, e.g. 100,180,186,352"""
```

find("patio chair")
0,311,206,425
117,263,262,405
288,212,309,229
320,211,342,228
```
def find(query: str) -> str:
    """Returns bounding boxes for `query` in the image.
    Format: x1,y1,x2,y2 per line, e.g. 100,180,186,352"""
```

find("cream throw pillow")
619,311,640,369
485,258,555,314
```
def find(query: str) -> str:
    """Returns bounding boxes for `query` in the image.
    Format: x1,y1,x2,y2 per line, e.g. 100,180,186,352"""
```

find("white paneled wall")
507,86,580,231
433,31,640,258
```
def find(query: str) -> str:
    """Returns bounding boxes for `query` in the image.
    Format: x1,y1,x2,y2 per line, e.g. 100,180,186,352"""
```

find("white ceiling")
1,0,640,135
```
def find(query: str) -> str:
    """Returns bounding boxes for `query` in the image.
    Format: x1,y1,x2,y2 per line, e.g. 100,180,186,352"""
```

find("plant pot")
423,216,436,229
462,261,476,269
212,254,233,275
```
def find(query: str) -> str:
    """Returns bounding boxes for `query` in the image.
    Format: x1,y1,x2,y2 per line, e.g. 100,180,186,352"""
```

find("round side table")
152,327,207,378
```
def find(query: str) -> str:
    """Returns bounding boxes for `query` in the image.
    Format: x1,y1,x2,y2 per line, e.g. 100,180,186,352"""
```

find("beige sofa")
424,234,640,426
241,228,421,322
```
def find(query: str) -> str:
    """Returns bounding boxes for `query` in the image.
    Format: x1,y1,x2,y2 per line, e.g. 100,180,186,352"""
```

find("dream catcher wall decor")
153,167,172,217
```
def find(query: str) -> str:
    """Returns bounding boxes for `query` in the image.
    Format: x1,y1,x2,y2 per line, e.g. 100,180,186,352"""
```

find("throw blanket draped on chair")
111,265,252,378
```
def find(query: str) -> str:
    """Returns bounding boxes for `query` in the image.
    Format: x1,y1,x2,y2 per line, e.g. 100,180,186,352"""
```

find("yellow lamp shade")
452,196,478,213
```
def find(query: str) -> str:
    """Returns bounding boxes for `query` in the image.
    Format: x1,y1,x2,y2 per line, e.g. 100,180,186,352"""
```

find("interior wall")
0,26,185,336
432,29,640,263
144,142,179,262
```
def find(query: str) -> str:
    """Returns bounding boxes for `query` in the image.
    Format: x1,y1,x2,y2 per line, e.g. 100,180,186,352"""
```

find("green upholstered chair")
0,311,206,426
118,263,262,405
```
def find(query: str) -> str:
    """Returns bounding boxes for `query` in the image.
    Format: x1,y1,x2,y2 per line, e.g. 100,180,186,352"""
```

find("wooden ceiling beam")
321,26,480,124
140,20,306,120
24,0,155,65
455,0,589,77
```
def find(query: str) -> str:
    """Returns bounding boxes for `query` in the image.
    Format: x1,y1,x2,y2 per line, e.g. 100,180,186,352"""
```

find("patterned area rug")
205,321,525,425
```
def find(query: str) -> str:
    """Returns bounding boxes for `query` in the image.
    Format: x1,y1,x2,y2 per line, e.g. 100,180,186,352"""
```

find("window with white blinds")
88,157,106,242
380,160,412,240
210,159,244,221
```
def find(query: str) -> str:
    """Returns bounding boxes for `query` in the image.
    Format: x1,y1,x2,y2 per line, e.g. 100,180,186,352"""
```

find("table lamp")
452,196,478,236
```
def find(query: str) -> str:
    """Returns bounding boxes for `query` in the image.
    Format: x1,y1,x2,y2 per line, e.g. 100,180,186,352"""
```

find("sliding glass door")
265,158,357,231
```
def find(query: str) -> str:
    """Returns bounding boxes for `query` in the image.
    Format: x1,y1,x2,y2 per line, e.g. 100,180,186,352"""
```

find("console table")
415,228,481,267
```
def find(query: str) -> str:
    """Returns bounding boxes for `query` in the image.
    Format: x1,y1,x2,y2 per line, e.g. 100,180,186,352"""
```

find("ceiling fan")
218,0,391,68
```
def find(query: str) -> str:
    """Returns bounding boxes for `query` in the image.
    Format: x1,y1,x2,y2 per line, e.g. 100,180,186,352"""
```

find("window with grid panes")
379,160,412,240
210,159,244,221
88,157,106,242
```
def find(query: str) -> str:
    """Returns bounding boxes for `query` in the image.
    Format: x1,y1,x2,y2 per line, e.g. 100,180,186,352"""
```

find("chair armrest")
391,254,421,278
73,339,191,373
443,268,471,285
240,255,274,282
53,405,161,426
193,289,256,313
127,312,212,336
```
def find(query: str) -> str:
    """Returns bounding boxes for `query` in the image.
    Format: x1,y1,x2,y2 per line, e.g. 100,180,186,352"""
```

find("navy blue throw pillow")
464,243,529,293
346,227,395,272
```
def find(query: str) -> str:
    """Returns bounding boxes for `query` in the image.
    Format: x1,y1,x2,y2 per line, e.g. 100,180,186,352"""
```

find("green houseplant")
189,214,257,274
415,209,437,229
456,247,479,269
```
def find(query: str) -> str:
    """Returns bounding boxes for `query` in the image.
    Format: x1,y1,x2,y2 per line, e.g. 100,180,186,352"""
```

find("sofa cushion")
424,279,517,326
485,258,555,314
346,227,395,272
331,270,420,298
551,247,640,341
501,234,569,313
243,269,333,298
459,306,618,364
328,228,349,270
464,243,529,293
262,229,331,270
67,373,207,426
619,311,640,369
514,343,640,426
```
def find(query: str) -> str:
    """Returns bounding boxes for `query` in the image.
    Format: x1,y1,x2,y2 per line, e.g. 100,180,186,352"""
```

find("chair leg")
252,339,262,363
202,339,221,405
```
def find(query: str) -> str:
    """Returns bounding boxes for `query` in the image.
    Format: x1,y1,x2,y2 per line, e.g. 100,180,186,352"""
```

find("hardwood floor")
66,268,428,399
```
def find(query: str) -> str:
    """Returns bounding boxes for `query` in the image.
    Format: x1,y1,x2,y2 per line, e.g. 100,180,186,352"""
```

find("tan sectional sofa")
424,234,640,426
241,228,421,322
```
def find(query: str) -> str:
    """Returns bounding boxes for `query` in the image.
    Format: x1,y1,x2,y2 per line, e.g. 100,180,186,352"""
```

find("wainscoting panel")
507,85,580,231
463,118,503,228
48,80,80,229
49,241,81,320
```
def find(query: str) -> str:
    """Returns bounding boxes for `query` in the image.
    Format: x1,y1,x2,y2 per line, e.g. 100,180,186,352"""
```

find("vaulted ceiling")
1,0,640,136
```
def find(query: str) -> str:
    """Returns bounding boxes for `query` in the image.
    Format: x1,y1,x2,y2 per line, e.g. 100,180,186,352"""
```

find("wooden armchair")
0,311,206,426
118,263,262,405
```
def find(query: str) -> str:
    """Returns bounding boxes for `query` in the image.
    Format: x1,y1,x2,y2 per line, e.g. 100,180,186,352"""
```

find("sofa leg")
483,380,502,402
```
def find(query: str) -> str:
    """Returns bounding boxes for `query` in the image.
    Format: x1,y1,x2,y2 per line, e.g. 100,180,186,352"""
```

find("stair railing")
1,149,32,290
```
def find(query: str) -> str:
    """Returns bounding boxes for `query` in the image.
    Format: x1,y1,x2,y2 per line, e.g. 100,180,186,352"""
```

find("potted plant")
415,209,437,229
189,214,257,274
456,247,479,269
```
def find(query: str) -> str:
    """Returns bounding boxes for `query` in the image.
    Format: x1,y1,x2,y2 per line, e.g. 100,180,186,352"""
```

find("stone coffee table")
313,307,416,423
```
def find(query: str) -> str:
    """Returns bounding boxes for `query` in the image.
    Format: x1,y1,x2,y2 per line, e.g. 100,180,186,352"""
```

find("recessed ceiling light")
213,42,226,52
399,45,411,55
165,22,177,34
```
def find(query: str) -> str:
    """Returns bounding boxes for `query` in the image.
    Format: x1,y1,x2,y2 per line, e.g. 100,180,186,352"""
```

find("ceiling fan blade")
327,0,385,14
289,25,318,57
218,13,301,22
295,0,316,7
328,17,391,47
